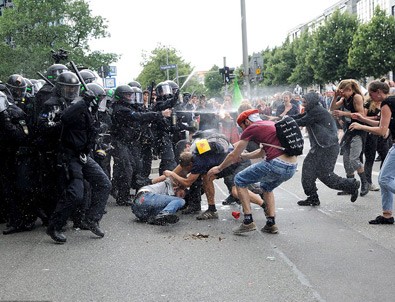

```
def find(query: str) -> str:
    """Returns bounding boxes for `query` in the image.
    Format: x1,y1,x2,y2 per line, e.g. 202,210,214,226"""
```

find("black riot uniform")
151,81,179,175
39,72,111,244
111,85,168,206
0,90,36,234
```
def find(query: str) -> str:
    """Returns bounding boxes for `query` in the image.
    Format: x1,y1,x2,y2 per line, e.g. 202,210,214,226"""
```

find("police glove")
82,89,98,108
0,92,9,113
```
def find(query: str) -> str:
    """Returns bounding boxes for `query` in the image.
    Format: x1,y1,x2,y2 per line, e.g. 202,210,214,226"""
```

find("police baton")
36,72,55,87
69,61,88,92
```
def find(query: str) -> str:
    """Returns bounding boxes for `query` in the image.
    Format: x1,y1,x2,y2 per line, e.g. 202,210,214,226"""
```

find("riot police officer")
88,82,112,178
0,90,35,234
111,84,171,206
151,81,179,174
42,72,111,243
35,63,69,115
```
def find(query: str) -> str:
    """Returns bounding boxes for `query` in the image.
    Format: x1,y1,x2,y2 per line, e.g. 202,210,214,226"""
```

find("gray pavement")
1,140,395,302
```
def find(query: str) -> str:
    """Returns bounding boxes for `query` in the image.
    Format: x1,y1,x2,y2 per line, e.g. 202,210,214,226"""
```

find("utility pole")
223,56,228,95
241,0,251,98
166,49,169,80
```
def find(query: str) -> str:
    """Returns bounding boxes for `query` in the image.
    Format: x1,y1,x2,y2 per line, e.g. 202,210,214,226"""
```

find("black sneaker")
369,215,394,225
297,195,320,206
151,212,179,225
222,195,238,205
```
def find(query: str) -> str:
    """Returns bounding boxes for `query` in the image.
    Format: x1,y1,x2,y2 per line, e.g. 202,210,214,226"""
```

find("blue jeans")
131,193,185,221
378,144,395,212
234,158,297,192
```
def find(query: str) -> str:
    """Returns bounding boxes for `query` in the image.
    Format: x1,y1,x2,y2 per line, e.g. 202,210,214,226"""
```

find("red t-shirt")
240,120,284,160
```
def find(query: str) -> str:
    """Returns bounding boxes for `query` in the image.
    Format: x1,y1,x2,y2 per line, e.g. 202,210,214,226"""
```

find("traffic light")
219,66,235,84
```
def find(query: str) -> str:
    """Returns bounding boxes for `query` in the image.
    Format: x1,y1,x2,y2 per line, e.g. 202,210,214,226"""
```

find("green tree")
264,39,296,86
0,0,119,80
349,7,395,78
288,31,315,87
204,65,224,98
136,44,193,90
307,10,360,84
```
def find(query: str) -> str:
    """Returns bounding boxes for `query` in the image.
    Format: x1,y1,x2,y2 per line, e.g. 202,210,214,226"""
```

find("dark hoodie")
292,92,338,149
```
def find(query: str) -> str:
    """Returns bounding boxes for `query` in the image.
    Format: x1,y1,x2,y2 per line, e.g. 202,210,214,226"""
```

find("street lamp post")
241,0,251,98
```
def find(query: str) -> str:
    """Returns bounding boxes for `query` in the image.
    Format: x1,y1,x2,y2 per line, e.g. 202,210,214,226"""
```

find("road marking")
260,233,326,302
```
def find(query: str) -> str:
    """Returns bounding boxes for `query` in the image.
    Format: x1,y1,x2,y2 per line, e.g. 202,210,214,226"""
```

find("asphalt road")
1,139,394,302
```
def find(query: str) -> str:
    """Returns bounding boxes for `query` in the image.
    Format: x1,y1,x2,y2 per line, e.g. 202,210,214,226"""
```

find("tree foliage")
307,10,360,84
204,65,223,98
136,44,193,90
263,39,295,86
348,7,395,78
0,0,119,80
288,31,315,86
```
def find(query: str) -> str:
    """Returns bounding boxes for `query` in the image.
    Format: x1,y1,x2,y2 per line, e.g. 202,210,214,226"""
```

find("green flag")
233,76,243,108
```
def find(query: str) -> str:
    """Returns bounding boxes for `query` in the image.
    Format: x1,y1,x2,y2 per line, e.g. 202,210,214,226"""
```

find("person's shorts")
234,157,297,192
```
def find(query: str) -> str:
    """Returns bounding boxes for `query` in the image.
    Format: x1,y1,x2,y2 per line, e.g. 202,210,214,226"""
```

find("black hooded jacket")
292,92,338,149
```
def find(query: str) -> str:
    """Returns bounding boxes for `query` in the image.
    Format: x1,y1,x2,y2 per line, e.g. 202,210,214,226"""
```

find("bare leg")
202,174,215,206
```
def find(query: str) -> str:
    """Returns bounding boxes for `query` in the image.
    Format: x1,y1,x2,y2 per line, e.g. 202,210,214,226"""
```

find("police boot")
85,219,105,238
359,172,369,197
46,225,67,244
297,194,320,206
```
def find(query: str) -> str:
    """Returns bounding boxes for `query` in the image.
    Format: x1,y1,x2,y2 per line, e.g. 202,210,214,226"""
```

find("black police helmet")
6,74,27,101
80,69,97,84
155,81,172,100
55,71,80,101
165,80,179,95
114,85,134,104
127,80,142,89
46,64,69,84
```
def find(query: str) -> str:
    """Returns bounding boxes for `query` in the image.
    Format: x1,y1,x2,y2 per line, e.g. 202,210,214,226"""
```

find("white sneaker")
369,184,380,191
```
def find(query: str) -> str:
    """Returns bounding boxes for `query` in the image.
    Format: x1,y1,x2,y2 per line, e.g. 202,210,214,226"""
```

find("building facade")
288,0,395,42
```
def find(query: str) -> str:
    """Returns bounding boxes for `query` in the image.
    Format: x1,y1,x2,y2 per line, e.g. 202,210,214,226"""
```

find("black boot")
359,172,369,197
349,179,360,202
46,225,67,243
338,174,354,196
85,219,105,238
297,194,320,206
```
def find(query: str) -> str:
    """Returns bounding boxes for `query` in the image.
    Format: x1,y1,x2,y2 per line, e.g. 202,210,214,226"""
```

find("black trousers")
50,156,111,230
302,145,354,197
364,133,390,184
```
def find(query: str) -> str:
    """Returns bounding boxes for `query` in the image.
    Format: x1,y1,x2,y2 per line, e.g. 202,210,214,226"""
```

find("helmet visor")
10,86,27,100
122,92,133,104
133,92,143,104
156,83,172,97
60,84,80,101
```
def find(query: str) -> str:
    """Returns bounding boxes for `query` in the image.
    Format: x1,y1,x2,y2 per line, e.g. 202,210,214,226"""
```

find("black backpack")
256,117,304,156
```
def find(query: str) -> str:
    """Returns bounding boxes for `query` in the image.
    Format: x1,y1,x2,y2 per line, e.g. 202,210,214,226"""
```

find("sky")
88,0,340,85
